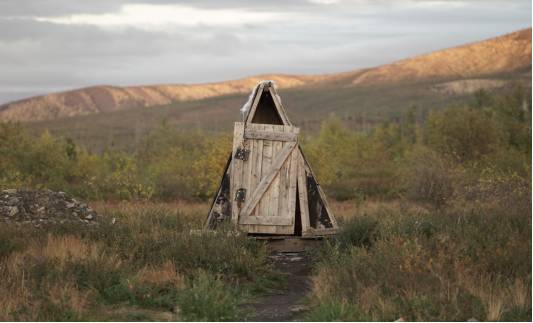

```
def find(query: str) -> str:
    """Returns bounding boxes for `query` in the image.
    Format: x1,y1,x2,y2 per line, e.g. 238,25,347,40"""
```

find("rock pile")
0,189,100,227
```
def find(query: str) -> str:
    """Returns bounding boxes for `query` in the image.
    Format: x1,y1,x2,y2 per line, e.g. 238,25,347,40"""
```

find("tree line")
1,87,530,206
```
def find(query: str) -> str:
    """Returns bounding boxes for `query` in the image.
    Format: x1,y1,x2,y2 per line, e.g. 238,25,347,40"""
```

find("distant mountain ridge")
0,28,530,123
0,75,324,122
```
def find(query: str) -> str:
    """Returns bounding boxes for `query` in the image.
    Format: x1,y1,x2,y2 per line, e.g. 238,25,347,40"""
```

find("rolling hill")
0,74,325,122
0,28,530,124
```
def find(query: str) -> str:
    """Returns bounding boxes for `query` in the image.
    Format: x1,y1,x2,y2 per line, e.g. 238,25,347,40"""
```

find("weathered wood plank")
239,215,292,225
251,126,263,217
241,140,297,218
246,123,298,133
278,145,298,234
241,135,252,214
243,225,293,235
205,154,232,229
277,132,289,220
299,146,338,229
257,125,274,218
230,122,245,225
304,228,339,236
268,86,291,126
244,83,265,124
297,151,311,235
244,129,298,142
269,136,283,218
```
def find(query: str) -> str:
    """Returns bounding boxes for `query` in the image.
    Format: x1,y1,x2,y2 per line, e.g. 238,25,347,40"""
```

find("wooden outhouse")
205,81,337,237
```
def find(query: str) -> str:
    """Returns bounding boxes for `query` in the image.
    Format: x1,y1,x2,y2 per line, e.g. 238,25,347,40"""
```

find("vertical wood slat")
251,125,264,217
239,141,297,218
235,122,302,235
270,133,283,217
248,124,262,232
298,146,338,229
205,154,232,229
258,124,274,218
241,136,252,208
297,151,311,235
230,122,245,225
277,126,289,220
283,146,298,234
240,132,252,231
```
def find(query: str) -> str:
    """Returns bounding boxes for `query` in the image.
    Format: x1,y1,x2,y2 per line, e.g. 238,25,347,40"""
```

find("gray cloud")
0,0,530,103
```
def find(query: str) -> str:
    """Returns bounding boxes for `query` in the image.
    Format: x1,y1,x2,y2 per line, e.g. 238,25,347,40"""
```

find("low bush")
402,146,455,208
177,270,241,321
0,204,270,321
337,216,380,248
309,200,531,321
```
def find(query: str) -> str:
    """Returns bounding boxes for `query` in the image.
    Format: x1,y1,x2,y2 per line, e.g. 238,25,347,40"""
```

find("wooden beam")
244,83,265,124
244,129,298,142
240,141,297,218
239,216,292,225
285,143,298,234
303,228,339,236
297,151,311,235
205,153,232,229
230,122,245,225
268,86,292,126
298,146,338,229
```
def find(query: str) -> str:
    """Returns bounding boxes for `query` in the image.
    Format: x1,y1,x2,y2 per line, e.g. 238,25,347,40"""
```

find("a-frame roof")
244,81,292,126
205,80,338,237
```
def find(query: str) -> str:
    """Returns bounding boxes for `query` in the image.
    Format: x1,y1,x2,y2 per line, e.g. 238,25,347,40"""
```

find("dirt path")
244,252,312,322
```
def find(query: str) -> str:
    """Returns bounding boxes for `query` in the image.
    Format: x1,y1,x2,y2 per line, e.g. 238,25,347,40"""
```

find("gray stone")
8,206,18,216
289,305,307,313
7,197,19,206
1,189,99,227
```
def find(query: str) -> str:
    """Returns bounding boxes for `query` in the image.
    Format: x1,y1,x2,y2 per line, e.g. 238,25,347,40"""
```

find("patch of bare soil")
244,252,312,322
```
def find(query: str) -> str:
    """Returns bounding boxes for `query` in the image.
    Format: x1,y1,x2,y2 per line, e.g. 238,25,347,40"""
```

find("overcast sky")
0,0,530,104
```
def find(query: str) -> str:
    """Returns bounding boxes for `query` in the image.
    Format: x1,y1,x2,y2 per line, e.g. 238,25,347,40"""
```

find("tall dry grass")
0,202,269,321
307,194,531,321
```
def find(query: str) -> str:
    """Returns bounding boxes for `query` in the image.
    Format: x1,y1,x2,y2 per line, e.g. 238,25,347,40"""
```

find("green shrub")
305,301,367,321
402,146,455,208
338,216,379,248
177,271,240,321
0,226,25,259
424,106,503,162
310,201,531,321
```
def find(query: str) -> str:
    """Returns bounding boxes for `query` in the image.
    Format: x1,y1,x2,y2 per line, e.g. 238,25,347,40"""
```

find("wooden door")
230,122,300,235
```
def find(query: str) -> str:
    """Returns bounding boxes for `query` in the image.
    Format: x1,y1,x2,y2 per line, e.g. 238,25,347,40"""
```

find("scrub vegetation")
0,87,530,321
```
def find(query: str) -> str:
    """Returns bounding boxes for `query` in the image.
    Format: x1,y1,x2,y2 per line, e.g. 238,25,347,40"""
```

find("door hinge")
235,188,246,203
234,147,250,161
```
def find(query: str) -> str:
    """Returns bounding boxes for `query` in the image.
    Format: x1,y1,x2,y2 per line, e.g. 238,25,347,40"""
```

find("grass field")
0,198,530,321
1,70,530,322
0,202,275,321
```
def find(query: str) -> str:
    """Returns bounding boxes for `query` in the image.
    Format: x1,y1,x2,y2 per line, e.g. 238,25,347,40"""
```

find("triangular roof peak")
243,81,292,126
